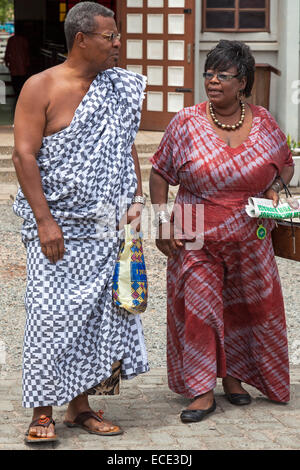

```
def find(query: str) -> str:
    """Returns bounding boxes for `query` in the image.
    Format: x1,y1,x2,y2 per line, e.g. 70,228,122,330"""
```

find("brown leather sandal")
25,414,58,443
63,409,123,436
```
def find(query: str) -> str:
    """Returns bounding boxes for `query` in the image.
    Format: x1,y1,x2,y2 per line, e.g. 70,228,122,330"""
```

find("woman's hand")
156,222,184,258
37,217,65,264
264,188,280,207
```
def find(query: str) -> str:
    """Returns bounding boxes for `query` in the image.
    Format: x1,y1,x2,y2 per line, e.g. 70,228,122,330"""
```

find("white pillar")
277,0,300,139
194,0,201,105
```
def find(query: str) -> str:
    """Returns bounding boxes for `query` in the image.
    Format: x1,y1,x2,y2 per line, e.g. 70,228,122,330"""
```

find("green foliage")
0,0,14,25
287,134,300,150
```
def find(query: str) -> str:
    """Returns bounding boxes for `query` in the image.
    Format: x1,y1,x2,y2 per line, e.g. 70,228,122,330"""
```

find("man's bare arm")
119,144,144,231
131,143,143,197
13,75,65,263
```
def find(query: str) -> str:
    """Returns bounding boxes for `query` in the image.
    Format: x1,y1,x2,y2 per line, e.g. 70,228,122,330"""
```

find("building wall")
12,0,300,138
197,0,280,117
277,0,300,140
196,0,300,139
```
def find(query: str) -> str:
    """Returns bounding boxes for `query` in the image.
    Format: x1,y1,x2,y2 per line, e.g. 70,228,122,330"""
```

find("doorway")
118,0,195,131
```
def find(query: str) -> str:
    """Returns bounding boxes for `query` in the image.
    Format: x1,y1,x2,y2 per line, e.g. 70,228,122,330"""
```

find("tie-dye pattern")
151,103,293,402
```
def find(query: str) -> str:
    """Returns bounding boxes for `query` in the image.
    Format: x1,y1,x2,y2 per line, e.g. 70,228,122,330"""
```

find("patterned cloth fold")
13,68,149,408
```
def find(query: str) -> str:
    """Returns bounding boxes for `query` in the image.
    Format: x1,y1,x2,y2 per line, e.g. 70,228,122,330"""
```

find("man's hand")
37,217,65,264
156,222,183,258
119,203,142,232
264,188,280,207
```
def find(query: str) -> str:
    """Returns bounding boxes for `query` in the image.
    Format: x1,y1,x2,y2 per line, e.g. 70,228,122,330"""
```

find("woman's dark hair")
64,1,114,52
205,40,255,98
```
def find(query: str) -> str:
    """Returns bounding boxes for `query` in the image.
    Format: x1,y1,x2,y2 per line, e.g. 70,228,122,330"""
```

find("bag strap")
278,175,293,198
277,176,296,254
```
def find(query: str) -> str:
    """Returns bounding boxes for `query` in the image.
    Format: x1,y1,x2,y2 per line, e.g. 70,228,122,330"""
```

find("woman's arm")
149,167,183,257
264,165,295,206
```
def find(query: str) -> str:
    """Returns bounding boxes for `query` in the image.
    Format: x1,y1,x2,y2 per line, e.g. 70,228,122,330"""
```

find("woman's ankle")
187,390,214,410
222,376,246,394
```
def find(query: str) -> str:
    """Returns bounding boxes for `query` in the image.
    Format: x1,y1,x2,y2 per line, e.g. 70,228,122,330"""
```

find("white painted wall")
195,0,300,140
277,0,300,139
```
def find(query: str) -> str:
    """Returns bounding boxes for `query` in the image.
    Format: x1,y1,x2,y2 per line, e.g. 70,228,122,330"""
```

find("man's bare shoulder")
22,64,65,97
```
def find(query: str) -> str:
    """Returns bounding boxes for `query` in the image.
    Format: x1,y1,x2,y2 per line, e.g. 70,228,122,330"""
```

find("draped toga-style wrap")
13,68,149,408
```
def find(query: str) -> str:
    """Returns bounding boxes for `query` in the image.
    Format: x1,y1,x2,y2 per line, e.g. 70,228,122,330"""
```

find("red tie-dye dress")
151,103,294,403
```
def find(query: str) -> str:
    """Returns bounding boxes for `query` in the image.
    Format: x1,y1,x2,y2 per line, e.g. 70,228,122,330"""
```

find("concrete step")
0,130,163,152
136,142,160,154
0,146,13,155
0,183,18,204
0,150,153,162
0,157,153,179
0,167,17,183
135,131,163,154
0,126,14,147
138,152,153,164
0,154,13,168
140,164,152,181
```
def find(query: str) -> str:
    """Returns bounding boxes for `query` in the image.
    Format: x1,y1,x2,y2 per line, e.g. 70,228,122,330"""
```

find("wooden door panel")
117,0,195,131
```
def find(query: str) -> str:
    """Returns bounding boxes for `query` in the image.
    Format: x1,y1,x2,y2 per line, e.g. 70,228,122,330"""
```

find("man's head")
64,2,121,72
64,2,114,52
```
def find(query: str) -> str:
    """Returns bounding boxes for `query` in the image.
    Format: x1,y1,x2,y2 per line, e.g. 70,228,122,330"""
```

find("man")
4,24,30,100
13,2,149,443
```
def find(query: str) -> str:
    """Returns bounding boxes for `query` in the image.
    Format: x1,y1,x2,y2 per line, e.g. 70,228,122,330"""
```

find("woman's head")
204,40,255,102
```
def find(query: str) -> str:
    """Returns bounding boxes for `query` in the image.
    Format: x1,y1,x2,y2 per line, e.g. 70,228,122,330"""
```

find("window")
202,0,270,32
59,2,67,22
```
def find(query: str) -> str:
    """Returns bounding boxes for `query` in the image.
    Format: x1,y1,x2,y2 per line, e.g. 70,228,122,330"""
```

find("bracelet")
132,195,146,205
270,179,282,193
154,210,170,227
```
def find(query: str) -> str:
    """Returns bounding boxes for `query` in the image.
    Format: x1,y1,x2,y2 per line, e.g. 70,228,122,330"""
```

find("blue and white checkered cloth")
13,68,149,408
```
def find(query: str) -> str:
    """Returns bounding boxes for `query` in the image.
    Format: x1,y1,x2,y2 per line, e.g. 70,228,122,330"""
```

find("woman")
149,40,294,423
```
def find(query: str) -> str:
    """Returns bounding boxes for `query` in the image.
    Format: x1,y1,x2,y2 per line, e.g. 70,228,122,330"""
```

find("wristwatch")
132,195,146,205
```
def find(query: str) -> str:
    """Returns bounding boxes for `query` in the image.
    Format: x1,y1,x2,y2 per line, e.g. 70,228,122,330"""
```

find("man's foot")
63,394,123,436
25,407,57,443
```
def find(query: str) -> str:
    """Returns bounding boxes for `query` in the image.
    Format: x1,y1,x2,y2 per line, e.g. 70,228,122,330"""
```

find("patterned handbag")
112,224,148,314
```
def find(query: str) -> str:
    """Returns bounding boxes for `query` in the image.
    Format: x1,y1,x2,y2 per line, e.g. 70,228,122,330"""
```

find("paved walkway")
0,367,300,450
1,125,300,452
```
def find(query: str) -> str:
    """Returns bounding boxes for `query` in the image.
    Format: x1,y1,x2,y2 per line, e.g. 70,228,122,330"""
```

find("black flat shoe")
180,399,216,423
225,393,251,406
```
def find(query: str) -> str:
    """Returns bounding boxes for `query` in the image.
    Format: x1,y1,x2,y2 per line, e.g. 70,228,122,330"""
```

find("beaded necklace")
209,100,245,131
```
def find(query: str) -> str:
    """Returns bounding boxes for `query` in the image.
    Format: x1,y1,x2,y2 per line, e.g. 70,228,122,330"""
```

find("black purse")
271,178,300,262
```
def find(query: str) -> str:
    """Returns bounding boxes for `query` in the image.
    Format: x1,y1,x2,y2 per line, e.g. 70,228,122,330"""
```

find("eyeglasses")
203,72,239,82
83,32,121,42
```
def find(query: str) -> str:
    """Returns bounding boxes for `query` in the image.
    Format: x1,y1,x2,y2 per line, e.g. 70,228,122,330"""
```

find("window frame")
202,0,270,33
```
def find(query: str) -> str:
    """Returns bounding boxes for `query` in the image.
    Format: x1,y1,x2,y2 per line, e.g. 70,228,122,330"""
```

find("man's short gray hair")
64,1,114,51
